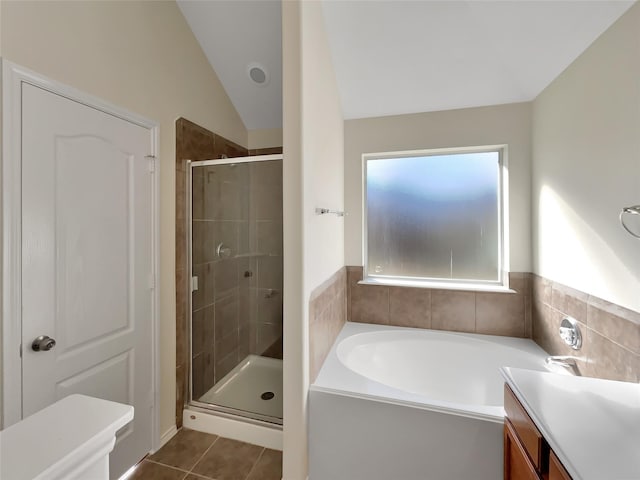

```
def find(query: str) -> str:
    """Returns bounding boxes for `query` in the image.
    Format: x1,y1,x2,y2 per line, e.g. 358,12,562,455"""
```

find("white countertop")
501,367,640,480
0,394,134,480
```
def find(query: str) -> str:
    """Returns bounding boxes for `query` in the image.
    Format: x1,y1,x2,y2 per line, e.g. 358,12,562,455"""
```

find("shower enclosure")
187,154,283,425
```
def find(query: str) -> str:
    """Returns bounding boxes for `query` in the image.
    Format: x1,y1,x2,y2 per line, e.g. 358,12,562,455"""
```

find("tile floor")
130,428,282,480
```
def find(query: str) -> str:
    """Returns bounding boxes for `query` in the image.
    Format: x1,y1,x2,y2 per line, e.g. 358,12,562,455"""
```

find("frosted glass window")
365,149,503,285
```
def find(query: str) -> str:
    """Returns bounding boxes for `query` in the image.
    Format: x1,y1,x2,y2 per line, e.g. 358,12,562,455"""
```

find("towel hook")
620,205,640,239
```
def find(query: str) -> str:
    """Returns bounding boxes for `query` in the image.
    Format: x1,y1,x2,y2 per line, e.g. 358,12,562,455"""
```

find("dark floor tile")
246,449,282,480
192,437,263,480
150,428,218,470
130,461,186,480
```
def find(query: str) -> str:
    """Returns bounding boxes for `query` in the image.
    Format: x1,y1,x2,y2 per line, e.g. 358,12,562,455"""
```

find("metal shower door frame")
185,154,284,427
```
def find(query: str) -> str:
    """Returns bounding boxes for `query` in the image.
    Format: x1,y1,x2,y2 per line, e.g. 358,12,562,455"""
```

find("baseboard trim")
156,425,178,452
183,407,282,450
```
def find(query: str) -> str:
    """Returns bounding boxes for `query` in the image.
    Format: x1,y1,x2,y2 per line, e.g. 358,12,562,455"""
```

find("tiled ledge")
346,266,532,338
309,267,347,382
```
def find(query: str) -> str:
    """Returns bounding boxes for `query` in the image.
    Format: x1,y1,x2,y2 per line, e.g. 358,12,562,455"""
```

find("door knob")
32,335,56,352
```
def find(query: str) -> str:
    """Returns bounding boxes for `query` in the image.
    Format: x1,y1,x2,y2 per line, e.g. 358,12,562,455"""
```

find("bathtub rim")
311,322,559,424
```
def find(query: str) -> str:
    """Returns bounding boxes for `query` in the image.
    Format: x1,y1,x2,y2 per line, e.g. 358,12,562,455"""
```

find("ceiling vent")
247,62,269,86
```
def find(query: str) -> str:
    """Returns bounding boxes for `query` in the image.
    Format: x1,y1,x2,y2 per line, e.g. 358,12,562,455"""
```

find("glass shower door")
189,156,283,424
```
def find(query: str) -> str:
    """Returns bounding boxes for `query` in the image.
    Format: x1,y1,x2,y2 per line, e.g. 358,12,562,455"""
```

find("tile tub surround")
532,274,640,383
344,266,639,384
309,267,348,382
346,266,532,338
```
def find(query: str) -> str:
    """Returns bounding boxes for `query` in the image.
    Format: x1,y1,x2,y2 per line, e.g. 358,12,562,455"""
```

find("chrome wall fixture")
620,205,640,239
559,317,582,350
315,207,346,217
216,242,232,258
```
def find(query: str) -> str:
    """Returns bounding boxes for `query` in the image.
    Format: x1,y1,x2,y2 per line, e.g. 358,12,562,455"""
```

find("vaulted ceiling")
178,0,634,128
323,0,635,119
177,0,282,131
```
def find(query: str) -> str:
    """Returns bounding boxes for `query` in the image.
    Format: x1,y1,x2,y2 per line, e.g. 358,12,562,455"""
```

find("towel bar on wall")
315,207,346,217
620,205,640,239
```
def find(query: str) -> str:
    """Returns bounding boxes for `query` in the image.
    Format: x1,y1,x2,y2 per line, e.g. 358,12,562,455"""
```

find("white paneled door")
21,83,155,479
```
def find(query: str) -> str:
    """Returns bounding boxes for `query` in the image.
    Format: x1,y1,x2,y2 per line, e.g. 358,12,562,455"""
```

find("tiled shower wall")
309,268,347,382
246,160,284,360
343,265,639,384
191,164,252,399
176,118,248,426
190,159,282,399
175,117,282,426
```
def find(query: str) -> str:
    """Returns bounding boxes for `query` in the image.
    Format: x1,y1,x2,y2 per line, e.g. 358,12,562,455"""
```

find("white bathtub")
309,322,566,480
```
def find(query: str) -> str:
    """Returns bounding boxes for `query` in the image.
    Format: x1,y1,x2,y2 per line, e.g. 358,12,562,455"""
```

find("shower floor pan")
199,354,283,421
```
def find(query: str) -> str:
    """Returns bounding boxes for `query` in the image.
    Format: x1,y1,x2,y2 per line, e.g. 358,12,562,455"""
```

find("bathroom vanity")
501,367,640,480
504,384,571,479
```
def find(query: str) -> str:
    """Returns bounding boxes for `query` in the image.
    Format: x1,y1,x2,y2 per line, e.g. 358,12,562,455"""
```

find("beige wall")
344,103,532,273
532,2,640,313
0,0,247,437
0,0,3,425
301,3,345,301
248,128,283,150
281,1,305,478
282,0,344,477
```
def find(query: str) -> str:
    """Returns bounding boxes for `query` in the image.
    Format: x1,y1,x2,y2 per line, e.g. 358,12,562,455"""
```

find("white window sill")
359,277,516,294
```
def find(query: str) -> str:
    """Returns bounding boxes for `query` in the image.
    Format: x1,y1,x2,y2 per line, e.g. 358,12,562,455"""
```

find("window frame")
361,144,510,291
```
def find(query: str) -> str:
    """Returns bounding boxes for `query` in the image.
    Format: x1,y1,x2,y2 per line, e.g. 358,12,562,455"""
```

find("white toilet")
0,395,133,480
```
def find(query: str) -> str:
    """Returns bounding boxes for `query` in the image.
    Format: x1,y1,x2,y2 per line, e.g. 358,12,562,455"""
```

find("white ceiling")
178,0,634,128
177,0,282,131
322,0,635,119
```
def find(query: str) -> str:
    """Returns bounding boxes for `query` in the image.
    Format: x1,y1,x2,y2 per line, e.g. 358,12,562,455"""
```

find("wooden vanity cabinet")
504,419,540,480
504,385,572,480
549,452,572,480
